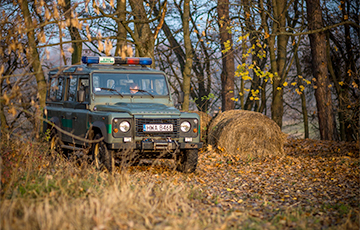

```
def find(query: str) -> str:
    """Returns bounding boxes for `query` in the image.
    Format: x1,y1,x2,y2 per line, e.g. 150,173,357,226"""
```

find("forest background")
0,0,359,141
1,1,359,229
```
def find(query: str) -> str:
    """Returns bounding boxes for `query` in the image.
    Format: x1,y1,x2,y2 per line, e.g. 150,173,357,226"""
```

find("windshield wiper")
99,87,124,97
136,89,154,98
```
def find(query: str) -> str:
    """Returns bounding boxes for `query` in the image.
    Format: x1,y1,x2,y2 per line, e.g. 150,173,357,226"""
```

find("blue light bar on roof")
81,56,152,65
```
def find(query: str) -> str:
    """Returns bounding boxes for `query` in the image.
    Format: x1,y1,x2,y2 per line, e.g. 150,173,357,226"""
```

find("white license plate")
143,124,173,132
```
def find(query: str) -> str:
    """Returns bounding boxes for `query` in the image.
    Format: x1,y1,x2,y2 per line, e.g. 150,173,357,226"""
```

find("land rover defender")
44,56,202,173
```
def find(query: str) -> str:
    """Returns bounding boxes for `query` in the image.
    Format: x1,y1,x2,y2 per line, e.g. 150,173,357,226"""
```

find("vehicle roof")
48,64,164,76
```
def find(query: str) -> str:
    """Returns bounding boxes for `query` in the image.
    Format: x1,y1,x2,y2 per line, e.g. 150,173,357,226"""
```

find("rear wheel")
176,149,198,173
92,134,114,173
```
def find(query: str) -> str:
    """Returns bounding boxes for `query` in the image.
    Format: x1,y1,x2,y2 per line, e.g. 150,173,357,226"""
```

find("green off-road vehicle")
44,56,202,173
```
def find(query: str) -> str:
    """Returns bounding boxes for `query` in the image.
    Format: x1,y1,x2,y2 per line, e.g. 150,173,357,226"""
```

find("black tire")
92,134,114,173
176,149,198,173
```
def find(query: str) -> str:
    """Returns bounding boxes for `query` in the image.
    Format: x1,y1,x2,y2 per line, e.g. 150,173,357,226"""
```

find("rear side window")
48,76,64,101
67,76,77,101
79,78,90,102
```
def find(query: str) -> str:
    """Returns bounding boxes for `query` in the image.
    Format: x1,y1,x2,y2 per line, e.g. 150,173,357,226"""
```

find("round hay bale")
208,110,287,159
189,111,212,142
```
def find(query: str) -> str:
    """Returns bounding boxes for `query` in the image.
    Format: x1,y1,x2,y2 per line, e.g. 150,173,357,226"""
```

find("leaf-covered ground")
128,138,360,229
1,138,359,229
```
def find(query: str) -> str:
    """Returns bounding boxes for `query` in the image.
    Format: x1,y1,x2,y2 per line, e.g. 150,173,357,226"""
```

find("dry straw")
208,110,287,160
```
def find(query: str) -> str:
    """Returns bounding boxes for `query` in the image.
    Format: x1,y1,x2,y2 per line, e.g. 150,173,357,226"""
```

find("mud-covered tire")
176,149,198,173
92,134,114,173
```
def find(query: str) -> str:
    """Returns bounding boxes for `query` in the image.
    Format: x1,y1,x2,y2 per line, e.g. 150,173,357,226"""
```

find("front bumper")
107,139,202,151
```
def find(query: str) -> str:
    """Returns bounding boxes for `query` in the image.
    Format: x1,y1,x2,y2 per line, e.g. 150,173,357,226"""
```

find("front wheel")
176,149,198,173
92,134,114,173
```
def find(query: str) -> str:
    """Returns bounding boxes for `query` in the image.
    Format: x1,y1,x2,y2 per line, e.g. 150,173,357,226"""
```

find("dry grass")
208,110,287,160
1,137,359,230
0,139,253,230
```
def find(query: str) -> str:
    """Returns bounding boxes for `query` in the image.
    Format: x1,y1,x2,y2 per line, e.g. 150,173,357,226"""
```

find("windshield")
92,73,169,96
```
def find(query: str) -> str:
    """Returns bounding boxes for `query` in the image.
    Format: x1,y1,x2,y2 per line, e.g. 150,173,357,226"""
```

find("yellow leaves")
226,188,234,192
339,81,344,86
221,40,232,54
304,79,311,85
277,87,282,91
328,84,332,88
291,82,297,86
8,107,16,116
352,81,358,88
230,97,238,102
347,69,352,76
38,31,46,43
283,82,288,87
3,92,10,105
264,32,270,39
45,8,50,20
217,146,225,152
104,39,113,56
67,46,74,54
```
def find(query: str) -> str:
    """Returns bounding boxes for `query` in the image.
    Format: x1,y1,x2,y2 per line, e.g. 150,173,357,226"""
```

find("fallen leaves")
125,138,359,228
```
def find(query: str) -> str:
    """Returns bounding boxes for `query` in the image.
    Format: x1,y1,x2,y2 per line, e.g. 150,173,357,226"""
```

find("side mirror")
178,91,184,104
77,90,85,103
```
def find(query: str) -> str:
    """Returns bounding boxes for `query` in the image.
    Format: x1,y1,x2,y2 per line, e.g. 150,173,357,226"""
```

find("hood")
95,103,180,115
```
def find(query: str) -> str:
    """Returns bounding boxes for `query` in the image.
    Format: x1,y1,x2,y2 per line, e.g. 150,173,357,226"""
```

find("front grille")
136,118,180,138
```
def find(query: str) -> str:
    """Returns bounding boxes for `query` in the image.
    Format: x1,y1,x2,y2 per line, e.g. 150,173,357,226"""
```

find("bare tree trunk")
218,0,235,111
129,0,155,66
271,0,287,128
0,77,7,136
19,0,46,136
181,0,193,111
64,0,82,64
294,46,309,139
306,0,336,140
115,0,128,57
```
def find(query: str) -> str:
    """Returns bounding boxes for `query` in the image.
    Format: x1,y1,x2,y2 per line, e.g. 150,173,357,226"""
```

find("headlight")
119,121,130,132
180,121,191,132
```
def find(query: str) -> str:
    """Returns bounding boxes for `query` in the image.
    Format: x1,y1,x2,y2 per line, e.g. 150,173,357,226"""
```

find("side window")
93,76,100,91
48,76,64,101
67,76,77,101
107,79,115,88
155,79,166,95
79,78,90,102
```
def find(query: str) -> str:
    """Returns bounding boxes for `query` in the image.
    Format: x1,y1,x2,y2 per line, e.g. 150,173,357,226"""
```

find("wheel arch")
89,121,107,140
46,117,60,133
